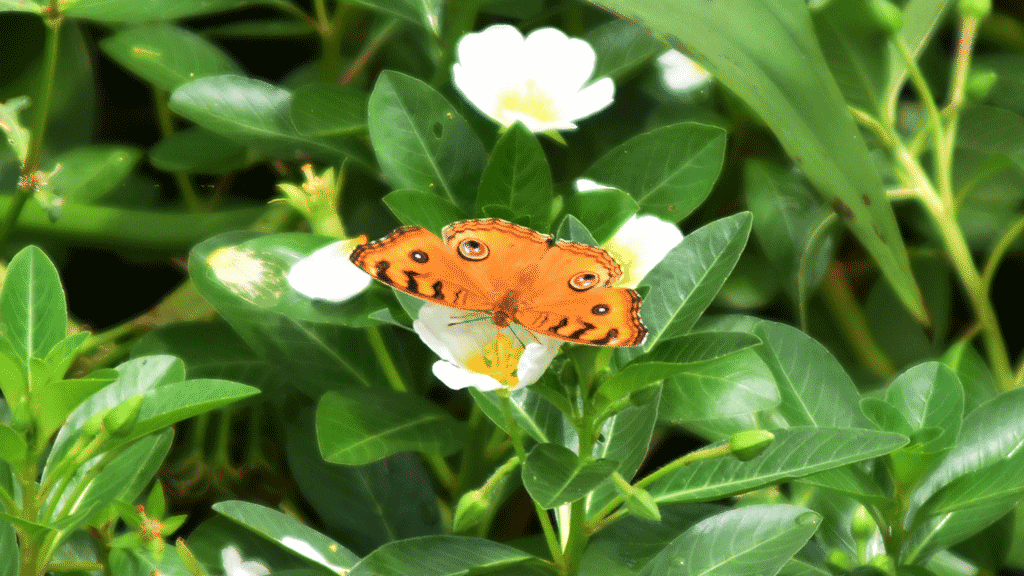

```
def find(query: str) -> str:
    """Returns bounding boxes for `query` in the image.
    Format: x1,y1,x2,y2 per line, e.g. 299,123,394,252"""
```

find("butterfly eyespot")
410,250,429,263
592,304,610,315
569,272,600,291
458,239,489,261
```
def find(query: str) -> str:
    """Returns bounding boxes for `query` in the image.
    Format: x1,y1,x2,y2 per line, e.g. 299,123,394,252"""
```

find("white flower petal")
516,339,562,386
523,30,596,96
432,360,504,391
657,49,712,93
561,77,615,123
603,215,683,288
288,240,370,302
221,546,270,576
574,178,615,192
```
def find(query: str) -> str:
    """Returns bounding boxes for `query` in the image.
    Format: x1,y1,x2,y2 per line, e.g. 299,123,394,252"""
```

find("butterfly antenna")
446,313,489,327
507,324,533,348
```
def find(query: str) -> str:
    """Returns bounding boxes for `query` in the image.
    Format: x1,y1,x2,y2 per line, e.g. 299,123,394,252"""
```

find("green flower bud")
868,0,903,34
828,550,853,571
623,486,661,522
851,505,877,540
730,430,774,461
965,69,998,103
958,0,991,19
10,402,33,432
452,490,490,531
103,394,144,437
868,553,896,574
82,408,110,437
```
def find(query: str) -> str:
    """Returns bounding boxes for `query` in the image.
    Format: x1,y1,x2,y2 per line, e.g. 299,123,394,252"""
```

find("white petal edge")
432,360,505,391
516,339,562,386
221,546,270,576
561,77,615,123
288,241,370,302
604,215,683,287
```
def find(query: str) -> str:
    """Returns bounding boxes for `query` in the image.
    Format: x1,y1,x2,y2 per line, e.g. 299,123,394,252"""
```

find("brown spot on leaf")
832,199,854,219
861,194,871,206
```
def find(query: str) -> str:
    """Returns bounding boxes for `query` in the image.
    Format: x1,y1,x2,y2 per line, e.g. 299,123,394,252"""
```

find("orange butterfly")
350,218,647,346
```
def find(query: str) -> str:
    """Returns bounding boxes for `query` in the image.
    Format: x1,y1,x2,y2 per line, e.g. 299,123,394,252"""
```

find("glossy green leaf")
885,362,964,453
779,558,833,576
350,535,538,576
908,388,1024,524
641,504,820,576
367,70,486,213
47,145,142,204
0,0,41,13
291,83,367,137
316,389,464,466
65,0,256,22
214,500,359,570
812,0,887,112
383,189,468,236
941,341,996,413
170,75,354,161
798,465,889,506
586,388,660,518
522,443,618,508
749,319,870,428
100,23,242,92
563,187,638,244
0,517,14,576
470,385,574,446
659,347,779,422
476,122,553,229
0,423,26,464
149,126,249,174
0,351,25,408
587,19,666,80
976,53,1024,114
902,500,1015,564
885,0,955,104
641,331,762,364
43,331,90,381
132,322,270,385
586,122,725,222
594,362,693,409
627,212,752,354
646,427,907,503
0,96,30,163
35,374,116,445
588,0,925,321
0,246,67,366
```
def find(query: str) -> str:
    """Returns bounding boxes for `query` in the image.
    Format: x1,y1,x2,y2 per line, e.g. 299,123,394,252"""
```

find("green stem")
0,13,62,254
339,19,400,86
317,2,348,83
560,412,597,572
499,393,564,568
154,90,202,212
820,260,897,379
45,561,105,573
366,326,407,392
894,37,949,202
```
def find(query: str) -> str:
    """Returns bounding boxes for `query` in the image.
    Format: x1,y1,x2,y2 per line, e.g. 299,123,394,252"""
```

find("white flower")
414,303,562,391
221,546,270,576
452,25,614,132
574,178,615,192
657,49,712,93
287,237,371,302
602,214,683,289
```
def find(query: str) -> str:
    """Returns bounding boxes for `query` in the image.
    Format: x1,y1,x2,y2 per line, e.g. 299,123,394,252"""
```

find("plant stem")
154,90,202,212
366,326,407,392
894,37,949,202
340,19,400,86
0,13,62,254
820,260,897,379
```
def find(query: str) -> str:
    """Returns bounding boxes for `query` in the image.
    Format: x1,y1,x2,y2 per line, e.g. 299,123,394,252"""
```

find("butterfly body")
350,218,647,346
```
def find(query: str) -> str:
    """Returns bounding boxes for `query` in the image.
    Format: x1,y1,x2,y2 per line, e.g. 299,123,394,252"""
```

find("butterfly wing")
516,239,647,346
350,226,495,311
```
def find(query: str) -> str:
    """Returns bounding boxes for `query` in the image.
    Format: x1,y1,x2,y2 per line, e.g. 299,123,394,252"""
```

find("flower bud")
965,69,998,103
851,505,877,540
868,0,903,34
623,486,661,522
82,408,110,437
103,394,144,437
730,430,774,461
453,489,490,531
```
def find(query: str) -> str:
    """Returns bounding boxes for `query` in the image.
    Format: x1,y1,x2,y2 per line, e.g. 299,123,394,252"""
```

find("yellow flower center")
493,79,561,125
462,334,523,389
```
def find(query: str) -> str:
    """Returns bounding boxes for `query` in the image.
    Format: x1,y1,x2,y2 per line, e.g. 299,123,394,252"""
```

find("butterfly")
349,218,647,346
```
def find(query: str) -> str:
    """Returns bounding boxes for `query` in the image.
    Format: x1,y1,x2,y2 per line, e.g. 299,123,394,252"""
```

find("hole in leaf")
432,122,443,138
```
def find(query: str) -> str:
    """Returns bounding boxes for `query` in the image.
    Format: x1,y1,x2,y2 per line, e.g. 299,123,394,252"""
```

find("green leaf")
367,70,486,213
0,517,14,576
908,388,1024,524
626,212,752,354
99,23,243,92
587,0,925,321
0,423,26,464
748,319,871,428
0,96,30,163
169,75,356,161
48,145,142,204
884,362,964,453
522,443,618,508
587,19,666,81
586,123,726,222
43,332,90,381
131,322,270,385
0,0,41,13
214,500,359,570
65,0,257,22
659,347,779,423
476,122,554,229
34,374,116,445
586,388,661,518
641,331,762,364
348,0,441,34
470,385,574,446
885,0,955,106
798,465,889,506
563,187,638,244
941,341,996,413
0,246,67,366
640,505,820,576
0,351,25,408
812,0,888,112
595,362,694,409
646,427,907,503
383,189,468,236
349,535,539,576
149,126,249,174
957,105,1024,172
316,389,464,466
291,83,367,137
